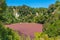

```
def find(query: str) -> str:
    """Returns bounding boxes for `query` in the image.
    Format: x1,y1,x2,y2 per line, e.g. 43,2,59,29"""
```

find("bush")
43,20,60,37
0,21,20,40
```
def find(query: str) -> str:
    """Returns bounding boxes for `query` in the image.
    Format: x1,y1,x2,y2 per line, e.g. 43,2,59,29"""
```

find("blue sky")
6,0,56,8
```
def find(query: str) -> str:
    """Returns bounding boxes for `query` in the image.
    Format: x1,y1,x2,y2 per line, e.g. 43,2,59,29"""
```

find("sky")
6,0,56,8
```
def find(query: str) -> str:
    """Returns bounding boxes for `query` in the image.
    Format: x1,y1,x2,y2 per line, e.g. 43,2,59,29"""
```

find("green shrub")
0,21,20,40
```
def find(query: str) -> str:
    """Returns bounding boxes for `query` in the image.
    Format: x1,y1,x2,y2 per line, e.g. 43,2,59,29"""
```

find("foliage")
0,0,60,24
34,32,60,40
43,12,60,37
43,1,60,37
0,21,20,40
17,32,60,40
0,0,7,13
0,0,60,40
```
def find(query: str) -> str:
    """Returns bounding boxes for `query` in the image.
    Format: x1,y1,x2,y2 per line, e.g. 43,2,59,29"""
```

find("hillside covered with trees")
0,0,60,40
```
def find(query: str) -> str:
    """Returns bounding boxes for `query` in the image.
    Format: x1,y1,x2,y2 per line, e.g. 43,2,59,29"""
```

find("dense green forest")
0,0,60,40
0,0,60,24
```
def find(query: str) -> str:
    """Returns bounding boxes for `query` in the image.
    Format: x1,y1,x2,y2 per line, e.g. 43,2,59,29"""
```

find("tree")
43,20,60,37
0,0,7,13
0,21,20,40
43,12,60,37
0,0,7,23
